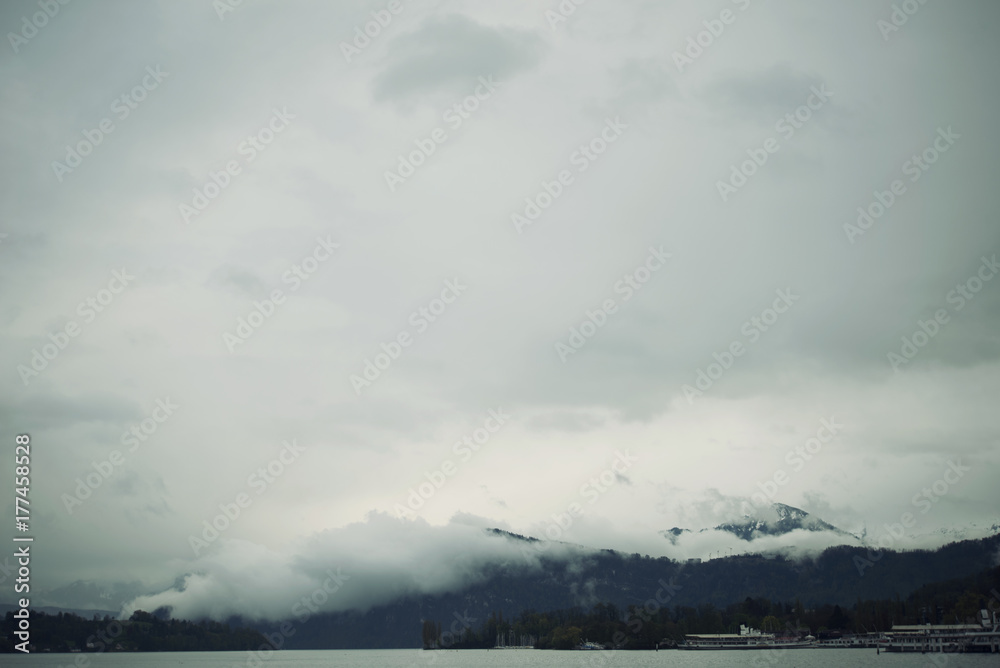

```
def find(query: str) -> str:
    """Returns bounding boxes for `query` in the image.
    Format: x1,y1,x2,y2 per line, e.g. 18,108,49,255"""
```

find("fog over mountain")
1,0,999,622
115,506,1000,621
114,512,997,624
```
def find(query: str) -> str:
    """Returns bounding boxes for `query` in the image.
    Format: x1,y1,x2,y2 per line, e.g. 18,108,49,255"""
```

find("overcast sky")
2,0,999,618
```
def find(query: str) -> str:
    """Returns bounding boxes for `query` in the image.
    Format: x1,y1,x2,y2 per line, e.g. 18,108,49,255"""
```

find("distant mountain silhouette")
711,502,850,541
658,502,852,543
234,531,1000,649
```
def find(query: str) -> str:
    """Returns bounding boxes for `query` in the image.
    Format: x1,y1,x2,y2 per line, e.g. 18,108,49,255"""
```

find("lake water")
3,649,996,667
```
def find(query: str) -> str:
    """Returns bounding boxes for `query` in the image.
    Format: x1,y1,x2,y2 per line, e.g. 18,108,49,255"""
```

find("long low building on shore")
883,609,1000,653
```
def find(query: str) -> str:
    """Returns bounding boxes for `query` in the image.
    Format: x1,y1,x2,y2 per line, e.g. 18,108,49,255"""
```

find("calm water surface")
4,649,997,667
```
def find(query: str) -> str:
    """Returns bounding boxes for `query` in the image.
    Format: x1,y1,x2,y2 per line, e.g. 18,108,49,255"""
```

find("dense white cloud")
1,0,998,614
